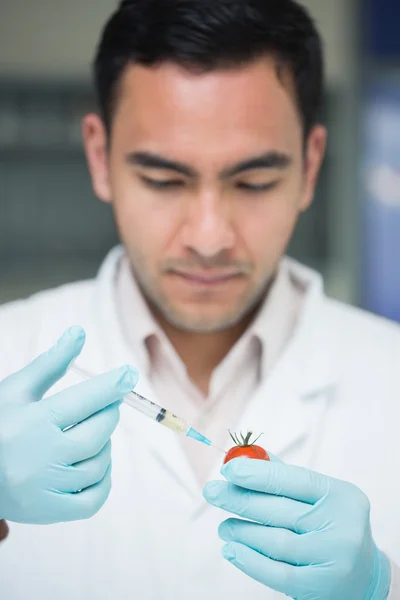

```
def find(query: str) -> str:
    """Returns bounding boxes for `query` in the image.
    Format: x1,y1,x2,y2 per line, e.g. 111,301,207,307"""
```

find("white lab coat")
1,245,400,600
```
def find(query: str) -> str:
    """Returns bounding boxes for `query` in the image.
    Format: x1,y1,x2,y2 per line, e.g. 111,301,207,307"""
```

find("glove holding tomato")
203,432,391,600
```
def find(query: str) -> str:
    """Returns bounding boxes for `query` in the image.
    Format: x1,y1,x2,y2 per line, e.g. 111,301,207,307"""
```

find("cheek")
235,190,300,262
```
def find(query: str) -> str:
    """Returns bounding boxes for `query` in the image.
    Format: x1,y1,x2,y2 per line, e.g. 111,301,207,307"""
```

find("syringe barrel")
124,392,190,434
70,364,191,434
123,390,161,420
156,411,190,434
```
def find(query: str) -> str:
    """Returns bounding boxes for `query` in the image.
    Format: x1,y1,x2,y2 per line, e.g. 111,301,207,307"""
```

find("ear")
299,124,327,212
82,114,112,203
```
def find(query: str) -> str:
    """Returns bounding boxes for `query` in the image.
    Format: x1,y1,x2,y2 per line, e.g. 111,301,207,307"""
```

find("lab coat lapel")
95,340,201,498
205,266,342,494
226,350,337,462
251,263,342,462
249,305,340,463
79,249,202,498
119,374,202,499
88,341,202,498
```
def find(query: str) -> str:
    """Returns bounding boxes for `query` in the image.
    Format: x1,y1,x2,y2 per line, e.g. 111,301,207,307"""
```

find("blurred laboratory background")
0,0,399,322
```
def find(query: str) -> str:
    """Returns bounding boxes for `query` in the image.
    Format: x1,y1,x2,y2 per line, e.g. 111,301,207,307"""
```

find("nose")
181,191,235,258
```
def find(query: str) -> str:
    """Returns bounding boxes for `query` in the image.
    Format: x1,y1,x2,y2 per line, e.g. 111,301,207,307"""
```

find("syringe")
70,365,218,448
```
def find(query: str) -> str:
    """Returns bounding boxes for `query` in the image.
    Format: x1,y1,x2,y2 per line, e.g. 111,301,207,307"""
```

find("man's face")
83,58,326,333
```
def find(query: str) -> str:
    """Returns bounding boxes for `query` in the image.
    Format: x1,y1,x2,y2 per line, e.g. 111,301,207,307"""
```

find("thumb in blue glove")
0,326,138,525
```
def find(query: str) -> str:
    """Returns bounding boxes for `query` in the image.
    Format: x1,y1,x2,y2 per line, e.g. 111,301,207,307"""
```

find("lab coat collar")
87,246,342,500
249,257,302,380
114,254,158,377
205,258,341,475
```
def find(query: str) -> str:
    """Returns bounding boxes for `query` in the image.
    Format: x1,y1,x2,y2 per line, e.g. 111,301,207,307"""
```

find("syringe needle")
211,444,227,454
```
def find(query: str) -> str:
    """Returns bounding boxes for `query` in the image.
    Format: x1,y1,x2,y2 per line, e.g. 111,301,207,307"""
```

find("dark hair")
93,0,324,140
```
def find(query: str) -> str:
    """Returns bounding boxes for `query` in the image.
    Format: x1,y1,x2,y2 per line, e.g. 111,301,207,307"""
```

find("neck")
152,311,256,395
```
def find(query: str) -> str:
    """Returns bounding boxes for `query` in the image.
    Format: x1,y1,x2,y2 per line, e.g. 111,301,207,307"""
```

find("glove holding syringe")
70,365,220,449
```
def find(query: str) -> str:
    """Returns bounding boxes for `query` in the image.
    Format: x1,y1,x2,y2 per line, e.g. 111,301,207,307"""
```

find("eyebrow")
125,150,292,179
126,151,196,177
223,152,292,177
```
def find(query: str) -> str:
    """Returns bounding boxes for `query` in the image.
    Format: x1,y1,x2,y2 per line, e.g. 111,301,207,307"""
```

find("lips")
170,270,242,284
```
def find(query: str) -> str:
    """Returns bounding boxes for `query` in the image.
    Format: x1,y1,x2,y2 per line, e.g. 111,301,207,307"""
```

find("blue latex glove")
0,326,138,525
204,457,391,599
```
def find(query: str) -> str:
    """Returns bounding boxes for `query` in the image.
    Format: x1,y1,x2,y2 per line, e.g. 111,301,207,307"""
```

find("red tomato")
223,431,270,464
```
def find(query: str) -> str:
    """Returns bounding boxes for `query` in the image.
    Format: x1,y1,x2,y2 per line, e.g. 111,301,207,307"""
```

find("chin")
161,305,248,333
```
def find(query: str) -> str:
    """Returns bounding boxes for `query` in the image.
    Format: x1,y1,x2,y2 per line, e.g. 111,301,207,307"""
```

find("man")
1,0,400,598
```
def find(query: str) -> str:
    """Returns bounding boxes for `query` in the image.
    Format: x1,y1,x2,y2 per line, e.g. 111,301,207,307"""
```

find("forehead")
112,57,302,158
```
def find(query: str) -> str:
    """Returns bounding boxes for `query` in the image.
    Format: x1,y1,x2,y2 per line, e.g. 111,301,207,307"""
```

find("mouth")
169,270,244,286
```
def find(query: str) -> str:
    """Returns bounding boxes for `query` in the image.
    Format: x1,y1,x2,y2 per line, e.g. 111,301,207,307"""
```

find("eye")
140,176,185,189
236,181,279,193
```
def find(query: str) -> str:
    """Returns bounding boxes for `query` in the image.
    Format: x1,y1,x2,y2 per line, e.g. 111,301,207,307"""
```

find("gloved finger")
221,457,329,504
71,463,113,521
46,365,138,430
219,518,309,566
62,403,120,464
60,440,112,493
0,327,86,403
221,541,299,597
26,465,113,525
203,481,309,532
